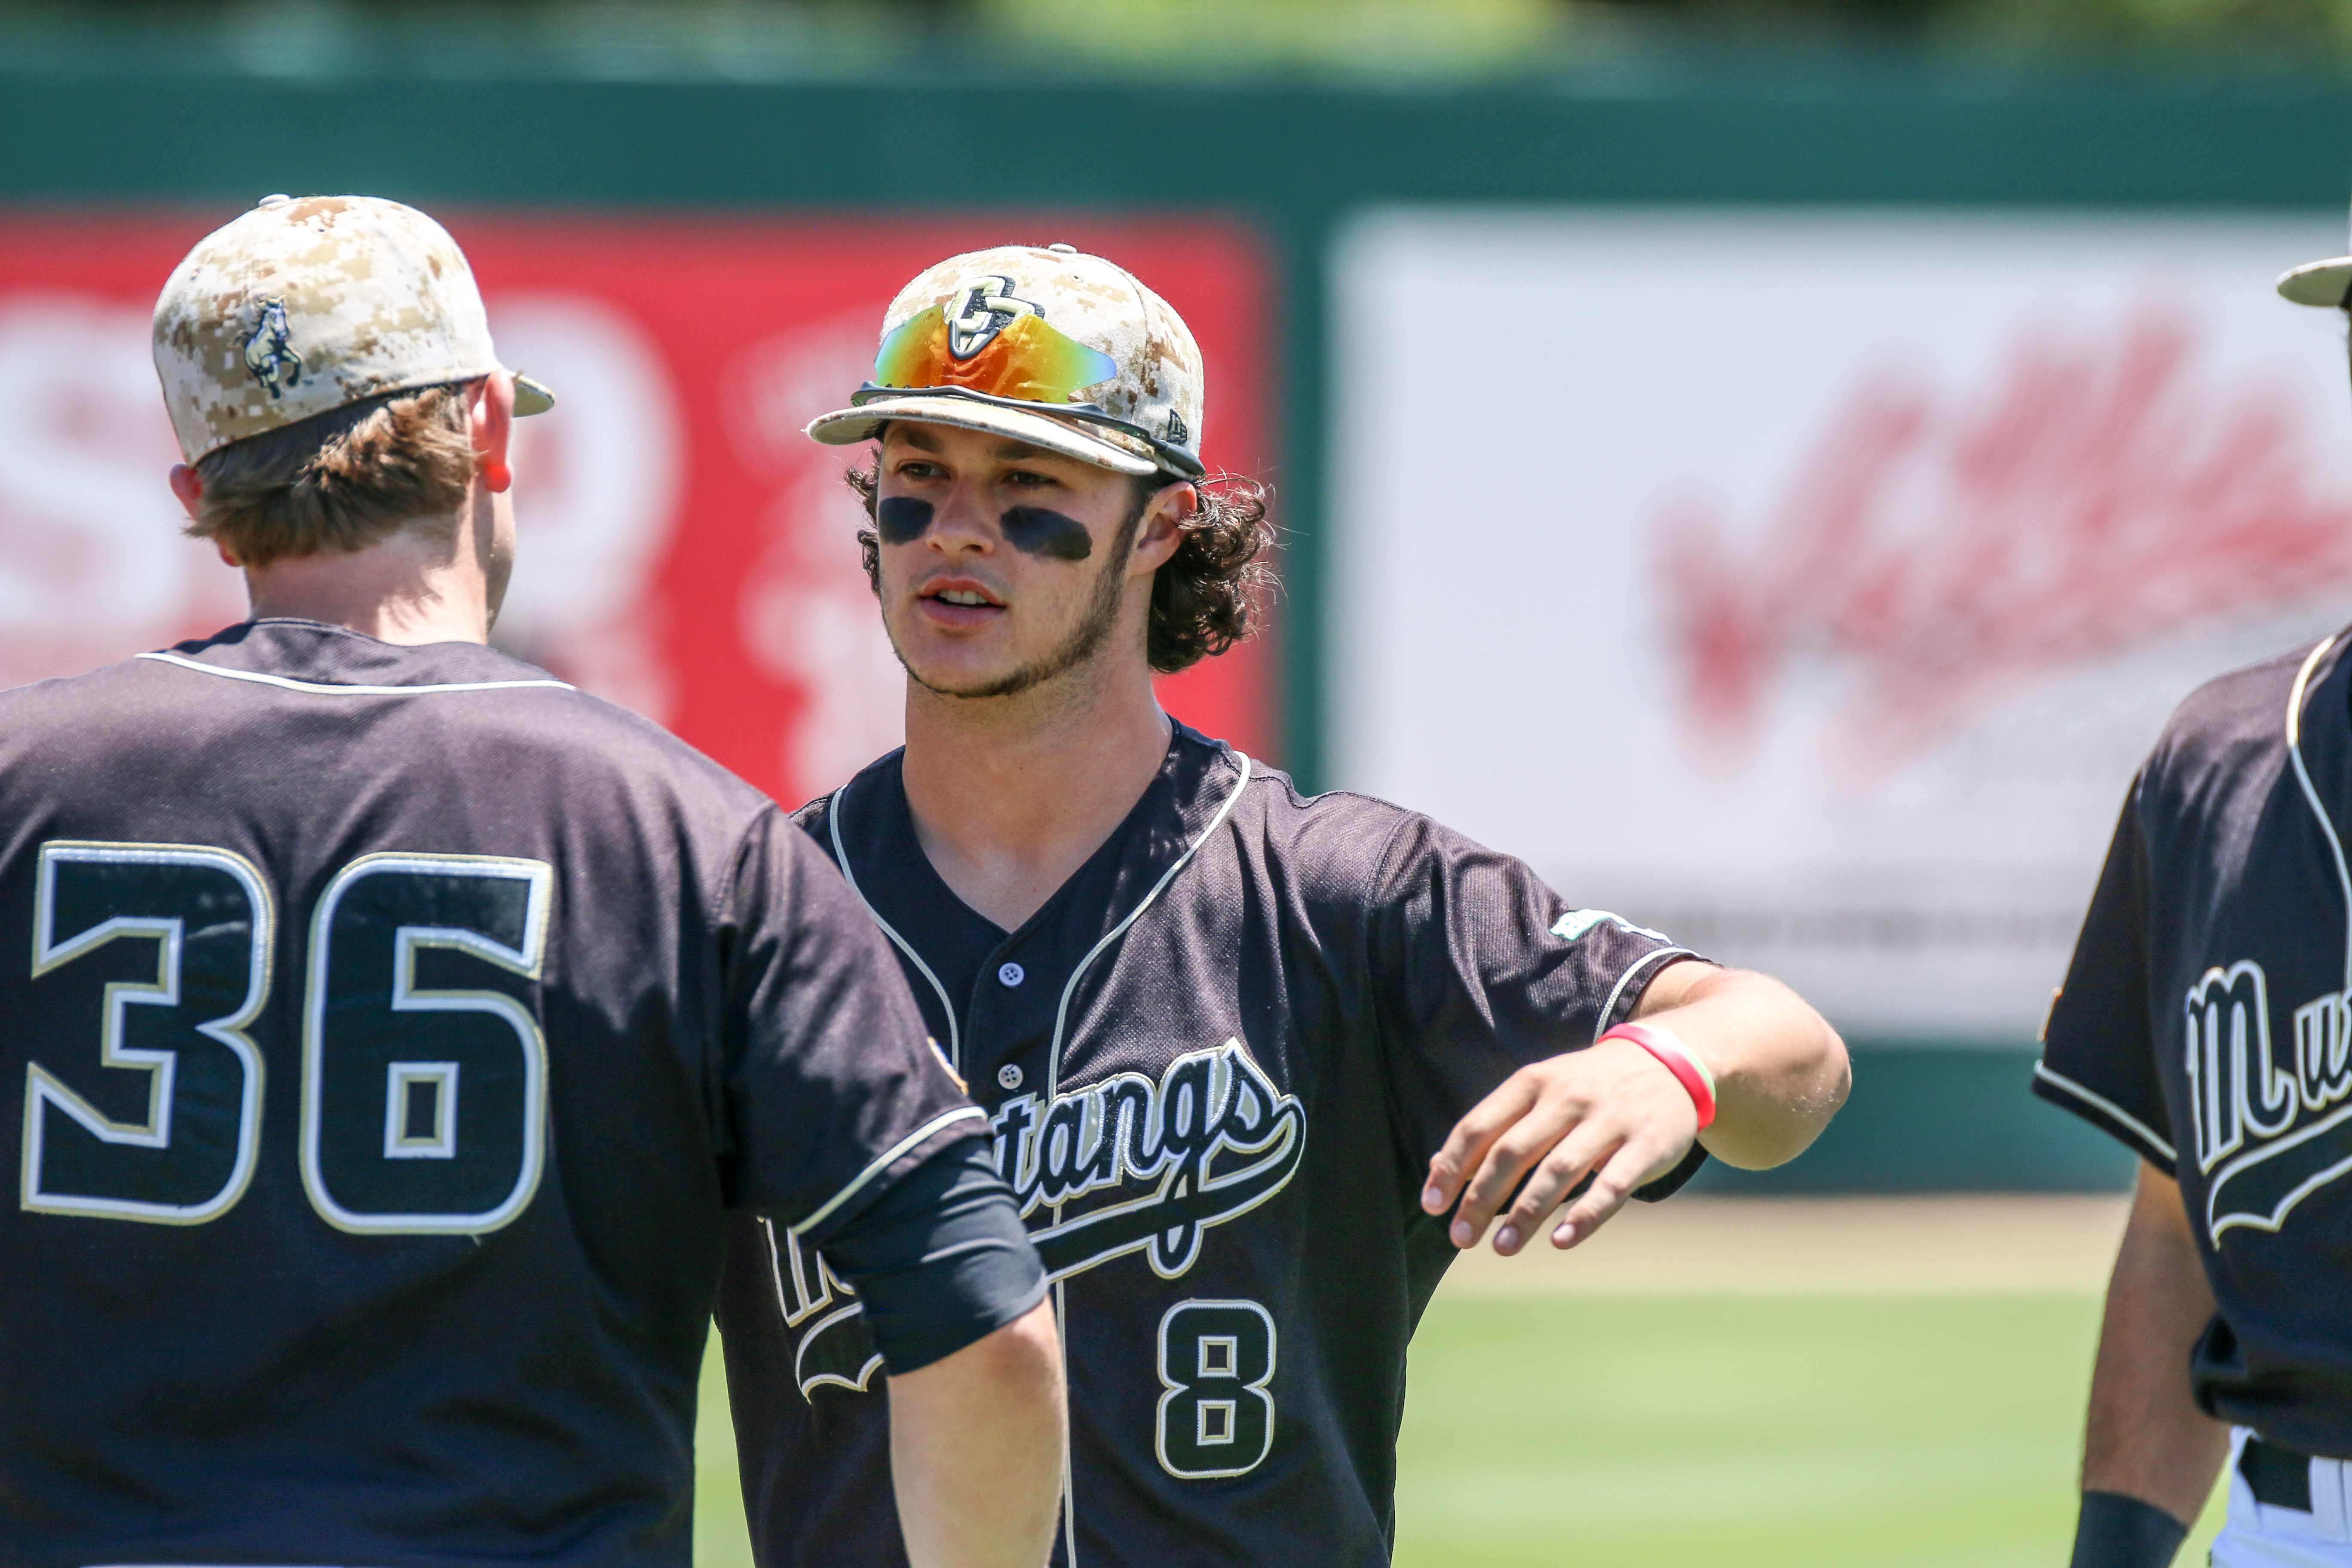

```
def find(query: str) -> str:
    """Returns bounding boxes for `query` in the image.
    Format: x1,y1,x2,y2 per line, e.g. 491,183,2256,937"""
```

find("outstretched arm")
890,1299,1066,1568
1625,961,1849,1168
2070,1163,2226,1566
1421,961,1847,1256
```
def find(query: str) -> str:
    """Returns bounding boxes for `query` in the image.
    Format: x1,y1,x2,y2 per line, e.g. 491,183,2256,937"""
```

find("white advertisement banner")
1332,208,2352,1038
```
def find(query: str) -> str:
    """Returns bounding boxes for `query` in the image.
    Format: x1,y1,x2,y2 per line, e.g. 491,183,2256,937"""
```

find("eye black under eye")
875,497,934,545
999,506,1093,561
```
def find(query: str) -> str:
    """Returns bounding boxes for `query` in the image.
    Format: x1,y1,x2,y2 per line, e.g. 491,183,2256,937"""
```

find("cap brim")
2278,260,2352,307
806,394,1160,477
514,374,555,416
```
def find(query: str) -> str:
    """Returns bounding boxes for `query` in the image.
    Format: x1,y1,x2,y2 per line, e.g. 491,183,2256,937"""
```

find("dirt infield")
1438,1194,2131,1296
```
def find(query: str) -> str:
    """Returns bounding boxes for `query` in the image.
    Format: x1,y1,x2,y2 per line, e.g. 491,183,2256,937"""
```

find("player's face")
872,423,1179,701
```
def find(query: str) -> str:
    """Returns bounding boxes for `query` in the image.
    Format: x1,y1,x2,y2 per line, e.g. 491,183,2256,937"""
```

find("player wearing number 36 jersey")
0,197,1065,1568
715,245,1852,1566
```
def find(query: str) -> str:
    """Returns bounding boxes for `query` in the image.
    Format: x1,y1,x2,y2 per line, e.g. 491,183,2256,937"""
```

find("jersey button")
998,1063,1025,1090
998,961,1026,988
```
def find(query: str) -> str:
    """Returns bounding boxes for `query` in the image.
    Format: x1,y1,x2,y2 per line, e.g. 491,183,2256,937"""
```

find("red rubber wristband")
1599,1022,1716,1130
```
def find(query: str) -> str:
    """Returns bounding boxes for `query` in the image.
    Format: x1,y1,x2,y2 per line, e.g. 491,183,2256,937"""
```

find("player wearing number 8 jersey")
0,197,1066,1568
714,245,1853,1565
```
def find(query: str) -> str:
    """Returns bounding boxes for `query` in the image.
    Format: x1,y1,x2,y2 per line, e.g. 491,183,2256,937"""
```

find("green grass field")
1391,1292,2223,1566
691,1219,2229,1565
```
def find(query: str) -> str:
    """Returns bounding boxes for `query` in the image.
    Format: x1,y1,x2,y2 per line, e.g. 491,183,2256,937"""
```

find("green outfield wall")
1690,1046,2134,1193
6,61,2347,1190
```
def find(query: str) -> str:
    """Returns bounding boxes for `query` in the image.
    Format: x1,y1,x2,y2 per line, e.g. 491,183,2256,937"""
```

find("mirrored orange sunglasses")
868,304,1119,406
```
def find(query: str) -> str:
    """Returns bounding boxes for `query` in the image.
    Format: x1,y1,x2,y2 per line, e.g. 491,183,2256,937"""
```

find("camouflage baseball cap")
152,193,553,465
807,243,1205,479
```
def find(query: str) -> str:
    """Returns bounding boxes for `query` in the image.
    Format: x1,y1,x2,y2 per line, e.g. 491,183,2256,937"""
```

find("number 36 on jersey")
17,839,552,1235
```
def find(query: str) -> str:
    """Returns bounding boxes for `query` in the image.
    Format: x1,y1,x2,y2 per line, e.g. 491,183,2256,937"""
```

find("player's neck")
241,516,496,647
900,654,1172,932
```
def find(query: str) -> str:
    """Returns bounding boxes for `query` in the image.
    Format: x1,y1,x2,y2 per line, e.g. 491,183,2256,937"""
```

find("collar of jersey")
138,619,575,696
826,723,1247,1078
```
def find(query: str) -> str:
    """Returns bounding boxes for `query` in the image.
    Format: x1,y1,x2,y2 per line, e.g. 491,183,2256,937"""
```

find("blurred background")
9,0,2352,1561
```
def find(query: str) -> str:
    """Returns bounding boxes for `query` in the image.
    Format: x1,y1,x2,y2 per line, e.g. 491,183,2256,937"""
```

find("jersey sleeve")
2034,777,2177,1170
715,805,988,1239
1367,812,1708,1200
818,1135,1049,1374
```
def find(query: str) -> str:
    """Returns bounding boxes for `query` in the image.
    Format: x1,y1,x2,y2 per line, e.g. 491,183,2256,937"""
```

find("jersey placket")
962,937,1057,1161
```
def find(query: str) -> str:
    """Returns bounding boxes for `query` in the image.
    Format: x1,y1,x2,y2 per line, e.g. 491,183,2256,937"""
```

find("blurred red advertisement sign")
1331,210,2352,1037
0,211,1278,804
1659,309,2352,771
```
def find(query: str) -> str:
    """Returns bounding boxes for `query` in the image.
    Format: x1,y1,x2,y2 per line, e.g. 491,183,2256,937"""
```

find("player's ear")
1127,479,1194,576
168,463,203,521
170,465,240,566
470,373,516,494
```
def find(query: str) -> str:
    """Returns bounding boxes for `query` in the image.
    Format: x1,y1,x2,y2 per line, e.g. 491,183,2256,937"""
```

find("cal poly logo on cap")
240,298,304,400
946,276,1040,359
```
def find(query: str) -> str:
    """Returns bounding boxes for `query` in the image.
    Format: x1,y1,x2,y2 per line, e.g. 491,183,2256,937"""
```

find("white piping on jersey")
1593,945,1697,1045
135,650,576,697
1044,748,1253,1102
2286,635,2352,994
828,790,964,1072
786,1105,988,1238
1055,1277,1079,1568
2033,1062,2178,1164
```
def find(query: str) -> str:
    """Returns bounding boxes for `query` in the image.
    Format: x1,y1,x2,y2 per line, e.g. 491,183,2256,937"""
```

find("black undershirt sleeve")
815,1135,1049,1375
2069,1489,2189,1568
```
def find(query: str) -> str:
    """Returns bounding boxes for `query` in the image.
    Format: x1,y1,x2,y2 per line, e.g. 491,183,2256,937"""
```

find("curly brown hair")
844,457,1276,675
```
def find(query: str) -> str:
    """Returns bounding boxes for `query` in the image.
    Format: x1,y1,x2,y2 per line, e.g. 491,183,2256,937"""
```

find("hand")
1419,1037,1700,1256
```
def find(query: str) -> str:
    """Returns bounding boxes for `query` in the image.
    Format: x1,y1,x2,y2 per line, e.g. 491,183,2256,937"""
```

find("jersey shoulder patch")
1552,908,1669,945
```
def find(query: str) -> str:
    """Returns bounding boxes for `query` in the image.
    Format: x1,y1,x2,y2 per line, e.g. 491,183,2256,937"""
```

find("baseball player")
0,197,1065,1568
2036,229,2352,1568
714,244,1853,1566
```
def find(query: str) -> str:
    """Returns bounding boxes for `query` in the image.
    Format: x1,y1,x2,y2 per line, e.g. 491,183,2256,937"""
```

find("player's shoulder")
782,747,905,862
0,621,775,830
1236,761,1424,849
1199,729,1469,902
0,644,165,716
2158,634,2329,747
2138,630,2341,814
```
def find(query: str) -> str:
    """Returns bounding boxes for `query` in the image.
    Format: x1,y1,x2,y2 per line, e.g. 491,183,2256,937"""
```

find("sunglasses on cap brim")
851,303,1204,478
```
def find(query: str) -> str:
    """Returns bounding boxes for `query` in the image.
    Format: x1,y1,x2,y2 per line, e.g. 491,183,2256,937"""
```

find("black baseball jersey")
0,619,987,1568
717,721,1708,1567
2039,625,2352,1458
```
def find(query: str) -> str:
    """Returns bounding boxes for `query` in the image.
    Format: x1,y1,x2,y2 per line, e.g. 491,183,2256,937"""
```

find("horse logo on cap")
241,298,304,400
946,276,1039,360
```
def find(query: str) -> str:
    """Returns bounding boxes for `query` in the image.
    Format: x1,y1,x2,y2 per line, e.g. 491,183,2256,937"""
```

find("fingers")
1550,1137,1678,1250
1490,1118,1623,1256
1420,1072,1540,1220
1444,1078,1584,1250
1424,1041,1703,1255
